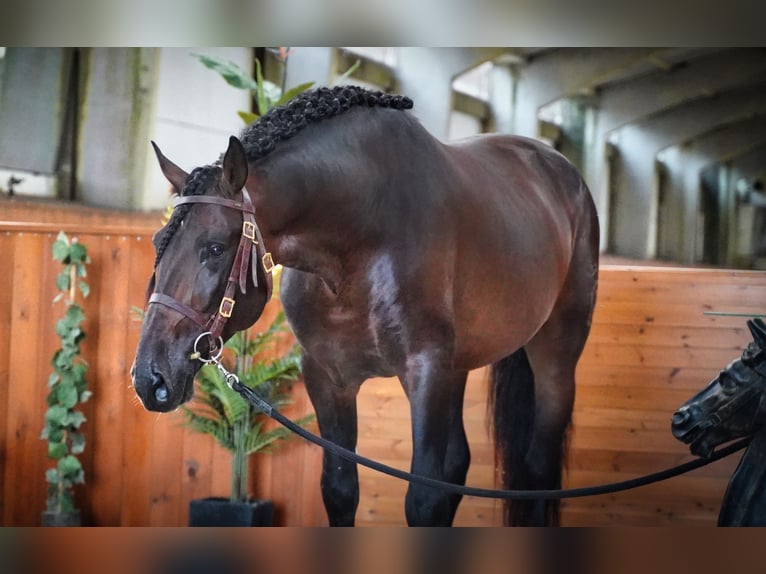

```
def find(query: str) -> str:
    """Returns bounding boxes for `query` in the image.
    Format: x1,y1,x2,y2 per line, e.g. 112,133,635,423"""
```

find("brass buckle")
242,221,257,243
262,252,275,273
219,297,235,318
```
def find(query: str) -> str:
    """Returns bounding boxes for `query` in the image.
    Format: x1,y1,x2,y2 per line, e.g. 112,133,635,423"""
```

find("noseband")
147,187,274,353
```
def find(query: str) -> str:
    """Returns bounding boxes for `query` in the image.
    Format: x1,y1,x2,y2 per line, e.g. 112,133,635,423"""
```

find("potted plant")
40,231,91,526
183,310,313,526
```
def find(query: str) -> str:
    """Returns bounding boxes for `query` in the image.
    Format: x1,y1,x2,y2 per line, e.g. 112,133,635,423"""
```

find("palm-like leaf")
180,312,314,502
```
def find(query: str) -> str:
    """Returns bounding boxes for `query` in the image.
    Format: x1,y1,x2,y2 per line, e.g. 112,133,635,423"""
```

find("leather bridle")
146,187,274,354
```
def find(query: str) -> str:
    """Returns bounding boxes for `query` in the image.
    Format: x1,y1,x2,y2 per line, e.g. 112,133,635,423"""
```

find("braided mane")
240,85,413,163
154,86,413,267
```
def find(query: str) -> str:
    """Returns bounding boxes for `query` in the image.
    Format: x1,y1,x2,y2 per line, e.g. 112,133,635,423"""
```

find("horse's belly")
452,281,561,370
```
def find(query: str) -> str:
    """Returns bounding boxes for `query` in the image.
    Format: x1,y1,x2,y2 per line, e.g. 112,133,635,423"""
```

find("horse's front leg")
400,351,470,526
302,354,362,526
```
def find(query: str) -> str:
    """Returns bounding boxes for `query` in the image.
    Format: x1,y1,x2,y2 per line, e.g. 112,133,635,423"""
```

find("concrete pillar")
511,48,662,138
726,145,766,266
140,48,255,210
283,48,335,89
397,48,503,140
587,48,766,251
608,85,766,260
660,116,766,263
78,48,157,209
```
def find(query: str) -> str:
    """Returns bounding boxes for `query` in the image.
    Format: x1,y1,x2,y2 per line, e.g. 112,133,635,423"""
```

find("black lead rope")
231,380,752,501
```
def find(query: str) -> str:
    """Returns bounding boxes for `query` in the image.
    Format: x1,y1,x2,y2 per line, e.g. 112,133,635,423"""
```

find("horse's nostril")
155,384,169,403
151,372,169,404
672,409,690,426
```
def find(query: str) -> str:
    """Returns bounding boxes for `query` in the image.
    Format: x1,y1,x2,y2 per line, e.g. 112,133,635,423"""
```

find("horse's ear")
222,136,248,195
747,318,766,349
151,141,188,194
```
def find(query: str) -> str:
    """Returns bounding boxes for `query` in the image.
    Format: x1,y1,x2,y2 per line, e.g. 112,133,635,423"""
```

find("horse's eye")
209,243,225,257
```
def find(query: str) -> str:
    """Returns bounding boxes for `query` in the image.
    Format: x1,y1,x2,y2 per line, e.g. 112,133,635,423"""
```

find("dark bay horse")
131,86,599,526
673,319,766,525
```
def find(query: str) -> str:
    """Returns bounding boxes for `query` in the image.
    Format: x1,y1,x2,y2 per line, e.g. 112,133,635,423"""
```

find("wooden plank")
0,196,161,232
208,438,232,501
591,300,764,327
585,323,751,350
119,234,156,525
596,278,766,305
87,234,129,525
567,447,740,479
267,397,309,525
5,232,47,525
179,427,215,525
574,384,712,412
576,363,730,390
580,342,741,370
0,231,14,523
147,410,186,526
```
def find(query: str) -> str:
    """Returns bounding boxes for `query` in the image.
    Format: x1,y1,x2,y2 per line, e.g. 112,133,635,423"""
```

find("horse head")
672,318,766,457
131,136,271,412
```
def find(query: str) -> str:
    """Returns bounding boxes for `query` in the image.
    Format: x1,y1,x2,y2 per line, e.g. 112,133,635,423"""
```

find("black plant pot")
42,510,81,526
189,497,275,527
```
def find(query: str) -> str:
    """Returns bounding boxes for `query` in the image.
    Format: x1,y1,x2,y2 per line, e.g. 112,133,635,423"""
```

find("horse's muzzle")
671,405,697,440
131,360,191,412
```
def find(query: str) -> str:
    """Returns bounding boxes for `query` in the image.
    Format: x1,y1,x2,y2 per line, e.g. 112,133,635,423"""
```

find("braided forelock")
240,85,414,163
153,164,222,268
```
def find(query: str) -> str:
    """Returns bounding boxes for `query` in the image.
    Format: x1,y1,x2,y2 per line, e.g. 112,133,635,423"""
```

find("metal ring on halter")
191,332,224,363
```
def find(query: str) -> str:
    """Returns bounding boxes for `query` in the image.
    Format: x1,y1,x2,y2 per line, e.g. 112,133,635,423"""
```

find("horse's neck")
249,142,379,288
719,428,766,525
249,112,447,288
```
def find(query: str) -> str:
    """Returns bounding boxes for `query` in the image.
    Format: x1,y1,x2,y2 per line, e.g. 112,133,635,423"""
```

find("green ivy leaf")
72,362,88,381
69,243,87,263
56,271,70,292
65,305,85,325
48,441,68,460
56,383,78,409
78,281,90,298
55,318,70,337
58,455,82,476
46,468,60,484
70,432,86,454
66,411,87,429
52,234,69,261
55,349,76,369
45,405,68,426
47,427,63,443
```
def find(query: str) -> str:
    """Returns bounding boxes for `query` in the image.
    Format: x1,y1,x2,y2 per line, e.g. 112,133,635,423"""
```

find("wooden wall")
1,198,765,526
339,267,765,526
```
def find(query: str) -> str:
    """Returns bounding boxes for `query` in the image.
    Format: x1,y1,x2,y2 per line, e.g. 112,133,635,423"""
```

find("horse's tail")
488,348,566,526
